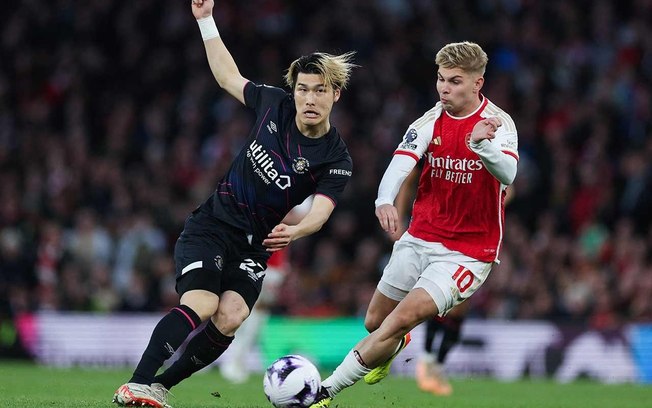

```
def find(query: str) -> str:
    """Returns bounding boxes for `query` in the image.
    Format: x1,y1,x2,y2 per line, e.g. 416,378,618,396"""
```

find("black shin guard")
130,305,202,384
154,321,234,389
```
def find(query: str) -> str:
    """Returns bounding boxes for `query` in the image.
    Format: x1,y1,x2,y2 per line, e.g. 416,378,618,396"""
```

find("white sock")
391,336,405,355
322,350,371,396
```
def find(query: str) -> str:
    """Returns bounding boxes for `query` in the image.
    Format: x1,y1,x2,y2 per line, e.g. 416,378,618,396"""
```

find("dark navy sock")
129,305,202,384
154,321,234,389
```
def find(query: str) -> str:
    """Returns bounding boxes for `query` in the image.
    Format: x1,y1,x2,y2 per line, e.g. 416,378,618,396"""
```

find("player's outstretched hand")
375,204,399,235
470,117,502,143
263,224,296,252
191,0,214,20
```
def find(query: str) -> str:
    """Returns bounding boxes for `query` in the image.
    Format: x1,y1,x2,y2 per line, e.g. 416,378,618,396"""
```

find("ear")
474,76,485,94
333,88,341,103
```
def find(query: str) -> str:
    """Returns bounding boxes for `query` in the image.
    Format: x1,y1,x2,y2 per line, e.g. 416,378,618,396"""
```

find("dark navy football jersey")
201,81,353,244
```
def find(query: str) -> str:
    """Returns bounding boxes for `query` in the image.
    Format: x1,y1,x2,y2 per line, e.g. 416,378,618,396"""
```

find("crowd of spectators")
1,0,651,333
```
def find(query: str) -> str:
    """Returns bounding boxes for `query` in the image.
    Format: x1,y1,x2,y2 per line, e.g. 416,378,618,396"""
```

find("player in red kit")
311,41,518,407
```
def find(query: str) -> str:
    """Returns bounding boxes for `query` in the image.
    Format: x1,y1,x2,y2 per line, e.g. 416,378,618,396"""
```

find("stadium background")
0,0,651,385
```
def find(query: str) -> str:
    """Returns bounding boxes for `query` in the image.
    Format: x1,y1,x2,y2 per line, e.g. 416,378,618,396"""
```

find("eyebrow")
438,74,464,81
296,82,326,88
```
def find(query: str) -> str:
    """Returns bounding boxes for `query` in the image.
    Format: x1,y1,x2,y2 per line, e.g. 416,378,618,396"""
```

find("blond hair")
435,42,488,75
284,51,357,90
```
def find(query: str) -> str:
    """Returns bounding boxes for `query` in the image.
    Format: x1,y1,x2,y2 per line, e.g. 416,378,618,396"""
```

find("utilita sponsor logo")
247,140,291,189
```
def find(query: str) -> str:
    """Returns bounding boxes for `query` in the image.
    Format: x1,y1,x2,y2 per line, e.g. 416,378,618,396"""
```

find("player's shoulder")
245,81,291,108
481,99,517,134
249,82,287,95
318,130,352,161
409,102,443,132
331,136,353,162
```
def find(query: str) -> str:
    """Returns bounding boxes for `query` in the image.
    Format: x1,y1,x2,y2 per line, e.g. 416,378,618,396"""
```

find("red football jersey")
394,97,518,262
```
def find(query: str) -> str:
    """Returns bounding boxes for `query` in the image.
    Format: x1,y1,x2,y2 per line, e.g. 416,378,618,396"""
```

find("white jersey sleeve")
469,138,518,185
394,103,443,161
481,101,519,160
474,101,519,185
375,154,418,207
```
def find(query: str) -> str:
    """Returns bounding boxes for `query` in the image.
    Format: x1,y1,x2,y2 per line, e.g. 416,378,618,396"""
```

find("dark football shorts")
174,209,269,311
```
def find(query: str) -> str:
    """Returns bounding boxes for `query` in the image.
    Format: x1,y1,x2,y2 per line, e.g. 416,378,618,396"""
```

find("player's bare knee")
180,290,219,321
364,314,382,333
214,304,249,335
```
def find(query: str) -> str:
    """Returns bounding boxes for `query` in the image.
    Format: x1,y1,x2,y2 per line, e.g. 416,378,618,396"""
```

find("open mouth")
303,110,319,119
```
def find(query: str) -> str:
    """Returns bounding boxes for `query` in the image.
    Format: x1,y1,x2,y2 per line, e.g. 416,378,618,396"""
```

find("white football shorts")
258,265,286,305
377,232,493,316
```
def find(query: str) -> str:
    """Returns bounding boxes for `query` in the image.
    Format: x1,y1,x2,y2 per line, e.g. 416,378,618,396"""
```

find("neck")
455,94,483,117
295,117,330,138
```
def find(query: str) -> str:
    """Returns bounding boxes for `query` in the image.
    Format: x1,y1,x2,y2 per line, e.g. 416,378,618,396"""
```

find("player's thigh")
180,288,220,321
364,289,400,333
417,259,492,316
175,237,226,320
174,212,231,300
221,254,268,317
378,238,424,299
448,298,471,318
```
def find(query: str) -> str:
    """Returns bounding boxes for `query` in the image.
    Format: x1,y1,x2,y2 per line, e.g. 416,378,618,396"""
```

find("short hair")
284,51,357,91
435,42,488,76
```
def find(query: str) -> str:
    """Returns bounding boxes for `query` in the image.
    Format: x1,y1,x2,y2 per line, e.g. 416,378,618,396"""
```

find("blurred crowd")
1,0,651,329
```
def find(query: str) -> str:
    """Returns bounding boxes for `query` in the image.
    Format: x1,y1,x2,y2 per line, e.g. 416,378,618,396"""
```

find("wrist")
197,16,220,41
375,198,392,208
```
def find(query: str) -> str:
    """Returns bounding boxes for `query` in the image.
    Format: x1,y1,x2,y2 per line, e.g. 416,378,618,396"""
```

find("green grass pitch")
0,361,649,407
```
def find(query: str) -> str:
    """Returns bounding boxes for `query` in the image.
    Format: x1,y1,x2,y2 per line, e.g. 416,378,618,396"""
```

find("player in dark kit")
113,1,356,407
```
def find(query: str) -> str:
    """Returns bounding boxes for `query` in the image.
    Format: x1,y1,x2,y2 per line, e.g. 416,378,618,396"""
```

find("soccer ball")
263,355,321,408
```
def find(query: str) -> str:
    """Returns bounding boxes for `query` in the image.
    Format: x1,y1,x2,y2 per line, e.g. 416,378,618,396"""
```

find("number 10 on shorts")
452,265,474,293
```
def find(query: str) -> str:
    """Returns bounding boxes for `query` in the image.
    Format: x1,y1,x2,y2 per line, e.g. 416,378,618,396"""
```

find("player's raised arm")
192,0,248,104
